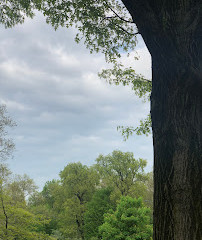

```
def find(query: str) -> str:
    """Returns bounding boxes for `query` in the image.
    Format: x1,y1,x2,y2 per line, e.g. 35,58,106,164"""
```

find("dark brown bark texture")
122,0,202,239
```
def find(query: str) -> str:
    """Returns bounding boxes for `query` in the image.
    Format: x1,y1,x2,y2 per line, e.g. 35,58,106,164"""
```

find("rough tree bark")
122,0,202,239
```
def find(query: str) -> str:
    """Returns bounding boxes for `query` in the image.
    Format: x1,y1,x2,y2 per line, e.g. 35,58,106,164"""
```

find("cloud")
0,12,152,189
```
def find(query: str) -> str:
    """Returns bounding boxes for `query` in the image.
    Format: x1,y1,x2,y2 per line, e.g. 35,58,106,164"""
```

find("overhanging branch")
104,0,134,24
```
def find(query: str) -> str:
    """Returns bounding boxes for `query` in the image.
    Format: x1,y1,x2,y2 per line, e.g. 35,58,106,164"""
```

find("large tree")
2,0,201,239
40,1,201,239
95,150,148,199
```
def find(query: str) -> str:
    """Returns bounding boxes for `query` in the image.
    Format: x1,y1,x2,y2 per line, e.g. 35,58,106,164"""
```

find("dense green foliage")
96,150,148,199
58,163,100,239
99,196,153,240
0,164,55,240
84,188,116,239
24,154,153,240
28,154,152,240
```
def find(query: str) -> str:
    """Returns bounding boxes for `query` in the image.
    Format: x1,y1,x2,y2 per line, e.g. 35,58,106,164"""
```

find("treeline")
1,150,153,240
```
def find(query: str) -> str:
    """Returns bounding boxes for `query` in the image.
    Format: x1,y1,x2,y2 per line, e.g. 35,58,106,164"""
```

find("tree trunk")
76,216,85,240
122,0,202,239
152,47,201,240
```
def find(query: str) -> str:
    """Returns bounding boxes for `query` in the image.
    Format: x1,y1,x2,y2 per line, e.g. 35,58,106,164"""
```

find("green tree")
99,196,152,240
84,188,116,240
8,174,37,204
41,180,64,235
28,180,63,237
96,150,147,200
59,162,100,240
39,1,202,238
41,180,63,210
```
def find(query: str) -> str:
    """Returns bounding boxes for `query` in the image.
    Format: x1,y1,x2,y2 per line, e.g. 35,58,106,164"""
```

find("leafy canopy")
96,150,147,198
99,196,153,240
58,163,100,239
42,0,137,62
84,188,116,240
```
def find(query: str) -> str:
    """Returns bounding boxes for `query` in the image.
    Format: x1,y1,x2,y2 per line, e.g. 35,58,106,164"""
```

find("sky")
0,12,152,189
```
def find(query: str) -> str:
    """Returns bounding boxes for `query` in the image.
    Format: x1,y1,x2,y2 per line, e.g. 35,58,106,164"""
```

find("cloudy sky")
0,12,152,189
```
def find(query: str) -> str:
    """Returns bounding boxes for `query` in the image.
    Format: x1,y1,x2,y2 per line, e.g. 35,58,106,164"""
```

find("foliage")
41,180,63,210
99,63,152,138
117,114,152,140
0,149,153,240
99,196,153,240
58,162,100,239
96,150,147,199
60,162,99,201
8,174,37,203
99,63,151,101
0,0,41,28
28,156,153,240
41,0,137,62
0,164,55,240
84,188,116,240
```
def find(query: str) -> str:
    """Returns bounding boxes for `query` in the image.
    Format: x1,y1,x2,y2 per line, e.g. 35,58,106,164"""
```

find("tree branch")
113,22,139,35
104,0,134,24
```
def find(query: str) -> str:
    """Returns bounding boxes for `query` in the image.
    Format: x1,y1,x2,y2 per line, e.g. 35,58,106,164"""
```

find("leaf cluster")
0,0,41,28
41,0,137,62
99,63,152,101
117,114,152,140
99,196,153,240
